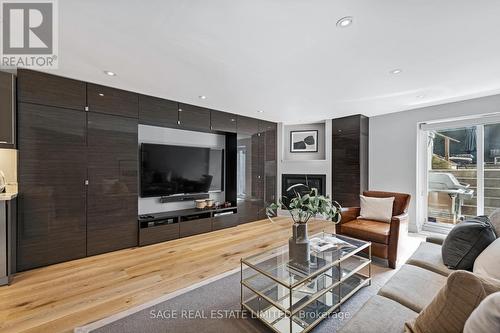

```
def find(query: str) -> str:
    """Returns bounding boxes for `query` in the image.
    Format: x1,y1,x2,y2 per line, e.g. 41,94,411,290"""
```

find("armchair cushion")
341,219,390,244
359,195,395,223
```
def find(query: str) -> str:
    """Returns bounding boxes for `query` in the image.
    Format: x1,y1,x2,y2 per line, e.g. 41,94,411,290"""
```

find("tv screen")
140,143,224,197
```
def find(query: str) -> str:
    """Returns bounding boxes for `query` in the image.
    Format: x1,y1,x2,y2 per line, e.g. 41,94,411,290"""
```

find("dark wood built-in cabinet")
87,84,139,118
332,114,369,207
236,116,277,224
15,69,277,271
0,71,16,148
138,207,238,246
17,102,87,271
16,69,140,270
139,95,178,127
211,110,237,133
178,103,211,131
17,69,86,111
86,112,138,255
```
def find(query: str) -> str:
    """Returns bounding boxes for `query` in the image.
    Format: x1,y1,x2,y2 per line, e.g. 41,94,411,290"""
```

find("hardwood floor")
0,217,336,333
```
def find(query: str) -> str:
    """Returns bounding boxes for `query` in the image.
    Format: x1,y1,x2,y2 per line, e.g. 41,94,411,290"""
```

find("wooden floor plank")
0,217,337,333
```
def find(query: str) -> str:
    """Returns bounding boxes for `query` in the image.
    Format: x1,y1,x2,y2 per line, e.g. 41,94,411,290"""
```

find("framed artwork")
290,130,318,153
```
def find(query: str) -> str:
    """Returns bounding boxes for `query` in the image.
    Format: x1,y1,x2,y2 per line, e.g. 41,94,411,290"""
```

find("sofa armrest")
339,207,360,224
426,235,446,245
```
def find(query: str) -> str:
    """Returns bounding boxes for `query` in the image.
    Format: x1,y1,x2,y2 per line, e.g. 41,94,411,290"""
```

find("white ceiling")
49,0,500,123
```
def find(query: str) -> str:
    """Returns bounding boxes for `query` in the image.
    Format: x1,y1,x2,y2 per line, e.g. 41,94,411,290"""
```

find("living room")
1,1,500,333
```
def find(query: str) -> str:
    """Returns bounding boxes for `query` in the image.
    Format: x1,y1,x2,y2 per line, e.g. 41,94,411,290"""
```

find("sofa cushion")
341,219,390,244
464,292,500,333
442,216,496,270
359,195,395,223
405,270,486,333
489,209,500,237
338,295,417,333
474,238,500,280
406,241,453,276
378,264,447,312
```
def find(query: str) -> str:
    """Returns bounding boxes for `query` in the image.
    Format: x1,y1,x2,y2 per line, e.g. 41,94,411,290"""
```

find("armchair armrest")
389,212,409,236
388,212,409,268
339,207,360,224
391,212,409,225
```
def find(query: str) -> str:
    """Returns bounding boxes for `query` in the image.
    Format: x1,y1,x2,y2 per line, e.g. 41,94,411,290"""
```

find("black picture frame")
290,130,319,153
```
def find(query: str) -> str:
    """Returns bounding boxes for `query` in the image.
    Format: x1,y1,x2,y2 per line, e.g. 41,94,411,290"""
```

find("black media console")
138,207,238,246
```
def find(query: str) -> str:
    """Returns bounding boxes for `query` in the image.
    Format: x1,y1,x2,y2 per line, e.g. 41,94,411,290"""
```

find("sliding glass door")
420,119,500,231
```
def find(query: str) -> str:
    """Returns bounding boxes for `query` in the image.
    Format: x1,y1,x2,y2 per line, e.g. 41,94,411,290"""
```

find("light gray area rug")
78,262,395,333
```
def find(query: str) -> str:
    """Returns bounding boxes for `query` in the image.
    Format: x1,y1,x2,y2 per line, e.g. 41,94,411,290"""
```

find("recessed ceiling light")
199,95,207,100
336,16,353,28
390,69,402,74
416,94,426,99
103,70,116,76
257,110,264,113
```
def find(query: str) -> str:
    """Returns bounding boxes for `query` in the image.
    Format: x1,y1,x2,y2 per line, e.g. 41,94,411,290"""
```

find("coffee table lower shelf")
242,273,371,333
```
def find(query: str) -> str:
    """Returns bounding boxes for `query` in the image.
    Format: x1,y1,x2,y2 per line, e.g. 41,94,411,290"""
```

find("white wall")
277,121,332,199
369,94,500,232
138,125,225,214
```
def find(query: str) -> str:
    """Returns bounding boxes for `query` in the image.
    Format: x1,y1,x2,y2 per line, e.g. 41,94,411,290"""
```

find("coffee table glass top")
241,233,370,288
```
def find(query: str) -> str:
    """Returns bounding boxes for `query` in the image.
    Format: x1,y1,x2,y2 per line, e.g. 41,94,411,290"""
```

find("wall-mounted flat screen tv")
140,143,224,197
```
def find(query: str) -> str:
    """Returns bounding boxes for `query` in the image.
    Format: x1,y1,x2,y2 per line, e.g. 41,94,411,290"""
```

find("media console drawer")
179,216,212,238
212,210,238,231
139,222,179,246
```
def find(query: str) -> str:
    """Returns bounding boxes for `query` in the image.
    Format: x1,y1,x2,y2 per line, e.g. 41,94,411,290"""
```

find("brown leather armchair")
337,191,411,269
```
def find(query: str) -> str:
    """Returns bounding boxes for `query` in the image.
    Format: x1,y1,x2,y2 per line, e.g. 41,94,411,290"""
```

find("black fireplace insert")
281,174,326,208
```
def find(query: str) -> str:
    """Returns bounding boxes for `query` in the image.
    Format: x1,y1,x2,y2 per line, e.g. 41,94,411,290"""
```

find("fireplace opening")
281,174,326,208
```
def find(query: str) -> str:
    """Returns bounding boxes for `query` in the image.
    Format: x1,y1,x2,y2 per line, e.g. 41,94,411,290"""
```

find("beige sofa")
339,236,467,333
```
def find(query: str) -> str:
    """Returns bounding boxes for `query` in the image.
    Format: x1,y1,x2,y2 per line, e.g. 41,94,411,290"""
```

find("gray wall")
369,94,500,232
138,125,225,215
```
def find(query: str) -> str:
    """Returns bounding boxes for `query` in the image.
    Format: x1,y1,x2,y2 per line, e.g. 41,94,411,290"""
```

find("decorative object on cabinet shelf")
195,199,207,209
290,130,318,152
205,199,214,208
266,182,341,268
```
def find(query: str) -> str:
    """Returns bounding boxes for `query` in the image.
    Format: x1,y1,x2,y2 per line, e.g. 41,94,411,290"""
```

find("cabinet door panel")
263,122,277,207
237,116,259,135
17,103,87,271
87,84,139,118
17,69,86,111
211,111,237,133
178,104,210,131
332,115,361,136
87,112,138,255
139,95,178,127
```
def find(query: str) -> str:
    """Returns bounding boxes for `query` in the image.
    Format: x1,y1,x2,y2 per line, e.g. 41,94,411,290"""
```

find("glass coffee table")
240,233,371,333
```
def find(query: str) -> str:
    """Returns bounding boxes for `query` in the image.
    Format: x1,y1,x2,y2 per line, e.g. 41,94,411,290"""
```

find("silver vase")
289,223,310,265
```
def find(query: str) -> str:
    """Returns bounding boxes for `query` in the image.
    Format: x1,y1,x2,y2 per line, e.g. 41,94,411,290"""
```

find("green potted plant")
266,184,342,266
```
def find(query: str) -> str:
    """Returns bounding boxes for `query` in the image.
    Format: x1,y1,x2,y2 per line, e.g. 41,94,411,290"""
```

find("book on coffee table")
310,235,355,253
